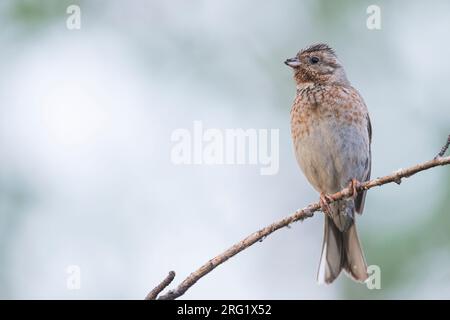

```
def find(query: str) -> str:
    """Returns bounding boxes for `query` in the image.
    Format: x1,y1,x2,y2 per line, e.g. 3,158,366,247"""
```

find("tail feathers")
343,221,369,282
317,216,343,284
317,216,368,284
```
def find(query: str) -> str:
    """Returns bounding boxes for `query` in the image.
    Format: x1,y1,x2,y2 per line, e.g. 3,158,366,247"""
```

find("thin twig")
147,139,450,300
435,134,450,159
145,271,175,300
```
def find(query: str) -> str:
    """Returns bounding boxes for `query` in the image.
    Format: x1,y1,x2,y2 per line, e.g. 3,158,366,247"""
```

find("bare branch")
148,137,450,300
435,134,450,159
145,271,175,300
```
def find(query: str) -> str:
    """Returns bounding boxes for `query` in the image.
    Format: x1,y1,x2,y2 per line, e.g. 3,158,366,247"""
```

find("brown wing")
355,114,372,214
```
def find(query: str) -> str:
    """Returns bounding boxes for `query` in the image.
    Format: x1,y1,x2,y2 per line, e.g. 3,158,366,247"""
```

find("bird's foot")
319,192,335,218
348,178,361,200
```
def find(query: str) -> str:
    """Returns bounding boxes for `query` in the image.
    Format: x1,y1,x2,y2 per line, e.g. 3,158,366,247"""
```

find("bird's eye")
310,56,320,64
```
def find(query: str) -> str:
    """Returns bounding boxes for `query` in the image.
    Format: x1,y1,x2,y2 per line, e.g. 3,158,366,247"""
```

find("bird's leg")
348,178,361,199
319,192,334,218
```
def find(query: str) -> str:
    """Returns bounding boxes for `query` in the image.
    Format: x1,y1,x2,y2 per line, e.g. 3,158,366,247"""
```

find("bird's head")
285,43,349,86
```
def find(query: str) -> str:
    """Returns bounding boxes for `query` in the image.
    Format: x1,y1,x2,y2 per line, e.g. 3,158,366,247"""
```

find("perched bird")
285,44,372,284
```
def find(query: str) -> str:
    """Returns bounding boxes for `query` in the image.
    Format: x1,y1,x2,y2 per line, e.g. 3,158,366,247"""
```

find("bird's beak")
284,57,301,68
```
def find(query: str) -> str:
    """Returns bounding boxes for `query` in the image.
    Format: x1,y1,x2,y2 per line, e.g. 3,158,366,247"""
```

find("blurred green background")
0,0,449,299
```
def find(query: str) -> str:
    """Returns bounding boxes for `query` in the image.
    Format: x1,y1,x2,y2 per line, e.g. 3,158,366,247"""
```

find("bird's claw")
349,178,361,200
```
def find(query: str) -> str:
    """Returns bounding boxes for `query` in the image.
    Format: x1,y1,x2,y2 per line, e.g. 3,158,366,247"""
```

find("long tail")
317,216,368,284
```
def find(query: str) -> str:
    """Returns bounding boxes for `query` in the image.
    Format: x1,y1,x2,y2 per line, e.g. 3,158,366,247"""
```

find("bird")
285,43,372,284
